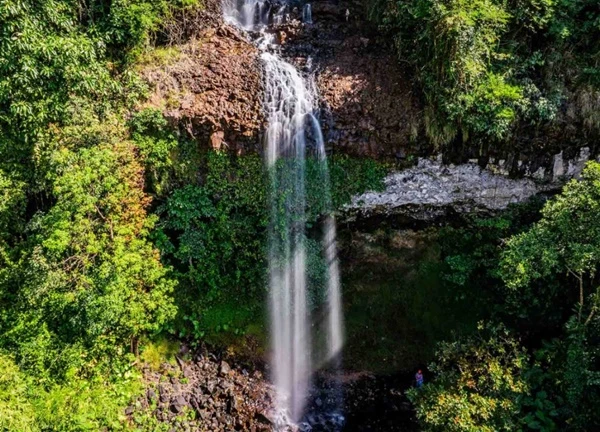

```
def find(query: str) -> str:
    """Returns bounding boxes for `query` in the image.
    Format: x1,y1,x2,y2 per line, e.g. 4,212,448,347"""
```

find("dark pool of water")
300,372,419,432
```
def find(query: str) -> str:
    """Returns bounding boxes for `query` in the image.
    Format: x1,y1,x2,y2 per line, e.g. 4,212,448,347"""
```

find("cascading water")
263,52,312,422
222,0,271,29
222,1,344,427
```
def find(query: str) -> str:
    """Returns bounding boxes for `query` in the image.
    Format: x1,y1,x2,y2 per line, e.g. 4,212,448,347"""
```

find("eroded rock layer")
345,147,595,223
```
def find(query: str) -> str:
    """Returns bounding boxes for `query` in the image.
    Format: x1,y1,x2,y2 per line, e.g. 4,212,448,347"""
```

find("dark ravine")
302,372,418,432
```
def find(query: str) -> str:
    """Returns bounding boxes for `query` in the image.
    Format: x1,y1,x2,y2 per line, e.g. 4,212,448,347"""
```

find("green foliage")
130,108,178,195
441,200,543,288
408,324,558,432
459,73,523,140
139,337,180,369
422,162,600,431
0,169,25,276
154,151,267,339
370,0,600,145
157,152,267,296
0,2,189,427
0,0,204,172
32,375,142,432
151,149,387,340
498,161,600,428
424,202,557,357
409,161,600,430
408,324,528,431
1,139,176,379
501,161,600,323
559,317,600,429
0,0,117,161
0,351,142,432
0,353,37,432
326,156,388,210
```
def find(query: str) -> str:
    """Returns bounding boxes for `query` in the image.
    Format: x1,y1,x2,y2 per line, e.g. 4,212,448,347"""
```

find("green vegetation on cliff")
370,0,600,149
0,0,200,428
1,0,600,430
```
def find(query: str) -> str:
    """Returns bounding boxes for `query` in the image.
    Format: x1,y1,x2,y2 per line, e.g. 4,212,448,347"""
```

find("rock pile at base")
128,354,286,432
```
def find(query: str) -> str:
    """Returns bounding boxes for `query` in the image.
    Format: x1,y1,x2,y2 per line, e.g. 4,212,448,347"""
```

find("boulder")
159,384,169,403
219,360,232,376
170,395,188,414
147,388,157,402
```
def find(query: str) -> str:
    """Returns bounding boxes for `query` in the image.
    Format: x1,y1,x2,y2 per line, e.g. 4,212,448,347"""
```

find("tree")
500,161,600,428
408,324,532,432
1,138,175,376
501,161,600,328
369,0,599,147
0,353,37,432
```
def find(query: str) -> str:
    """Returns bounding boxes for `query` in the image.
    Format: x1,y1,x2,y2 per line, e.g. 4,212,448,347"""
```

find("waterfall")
223,1,344,426
222,0,271,29
263,51,312,422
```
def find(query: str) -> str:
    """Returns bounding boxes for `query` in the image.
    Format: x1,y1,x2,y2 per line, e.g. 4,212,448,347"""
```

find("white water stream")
222,1,344,425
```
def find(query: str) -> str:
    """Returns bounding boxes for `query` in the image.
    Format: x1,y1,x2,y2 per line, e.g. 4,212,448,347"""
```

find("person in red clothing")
415,369,424,388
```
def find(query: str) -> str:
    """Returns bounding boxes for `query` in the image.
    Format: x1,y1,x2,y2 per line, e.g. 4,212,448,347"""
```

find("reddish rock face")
138,0,424,161
317,39,422,160
273,2,425,161
140,24,264,154
136,0,593,168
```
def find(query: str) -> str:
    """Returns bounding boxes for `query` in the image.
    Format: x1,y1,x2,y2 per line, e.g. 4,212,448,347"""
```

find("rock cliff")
139,0,423,159
274,2,423,159
345,147,594,223
138,0,598,221
139,1,264,153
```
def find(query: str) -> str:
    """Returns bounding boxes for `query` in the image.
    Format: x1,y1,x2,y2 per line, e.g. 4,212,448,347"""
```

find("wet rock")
203,380,216,394
159,384,169,403
311,2,342,19
278,30,288,44
255,411,275,425
210,130,225,150
182,366,193,379
147,388,157,402
228,394,240,413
